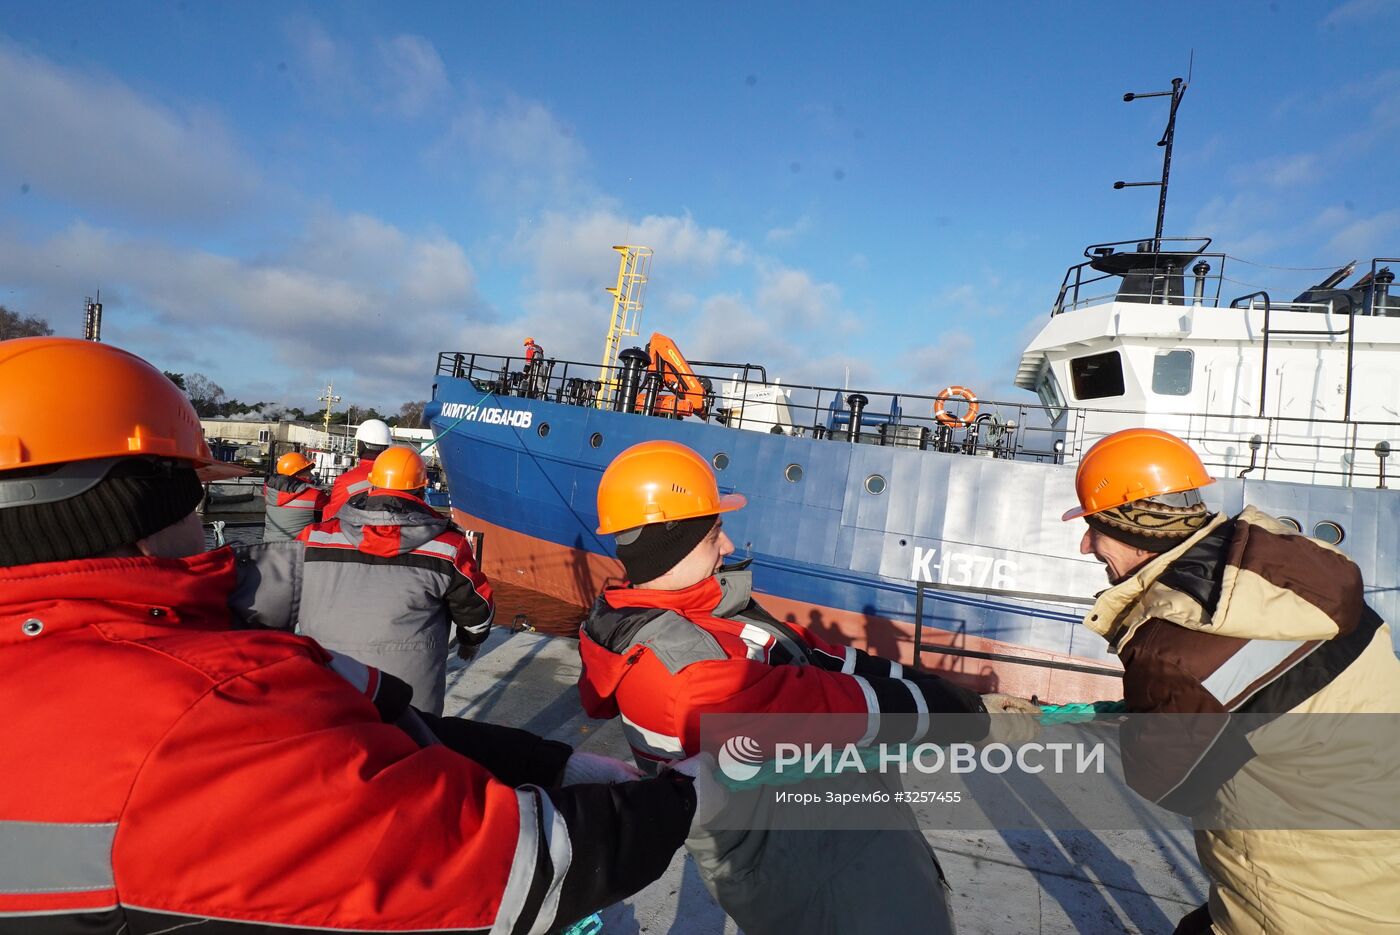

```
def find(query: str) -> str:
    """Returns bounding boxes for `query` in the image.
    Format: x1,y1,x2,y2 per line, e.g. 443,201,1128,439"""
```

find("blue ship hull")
426,373,1400,702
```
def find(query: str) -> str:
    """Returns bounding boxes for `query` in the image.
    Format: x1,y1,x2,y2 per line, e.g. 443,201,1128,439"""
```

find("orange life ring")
934,385,979,428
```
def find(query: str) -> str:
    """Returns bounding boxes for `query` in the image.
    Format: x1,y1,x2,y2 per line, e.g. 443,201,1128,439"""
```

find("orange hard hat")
276,451,315,477
368,445,428,492
595,440,746,535
1062,428,1214,521
524,337,536,344
0,337,214,474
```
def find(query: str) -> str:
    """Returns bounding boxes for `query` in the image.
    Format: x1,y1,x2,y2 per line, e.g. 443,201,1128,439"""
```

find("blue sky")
2,0,1399,413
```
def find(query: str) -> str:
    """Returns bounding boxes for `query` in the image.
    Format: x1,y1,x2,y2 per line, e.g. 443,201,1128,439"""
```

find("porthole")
1277,516,1302,532
537,422,551,438
864,474,887,495
589,432,603,449
1313,521,1344,545
713,452,730,471
784,463,804,483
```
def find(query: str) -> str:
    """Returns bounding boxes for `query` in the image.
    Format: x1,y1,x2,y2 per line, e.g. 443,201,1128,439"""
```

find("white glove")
561,750,644,786
669,753,728,828
979,693,1042,746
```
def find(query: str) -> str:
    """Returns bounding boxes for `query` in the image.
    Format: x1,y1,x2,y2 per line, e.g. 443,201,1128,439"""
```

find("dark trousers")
1173,902,1213,935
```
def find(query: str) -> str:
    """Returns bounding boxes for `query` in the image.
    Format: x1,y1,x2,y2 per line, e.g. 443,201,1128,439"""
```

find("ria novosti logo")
717,735,764,781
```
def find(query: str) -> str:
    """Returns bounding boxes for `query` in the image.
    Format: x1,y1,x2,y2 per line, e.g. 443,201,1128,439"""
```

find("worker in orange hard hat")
1061,427,1400,935
297,445,495,715
0,337,695,932
579,439,1034,934
262,450,329,542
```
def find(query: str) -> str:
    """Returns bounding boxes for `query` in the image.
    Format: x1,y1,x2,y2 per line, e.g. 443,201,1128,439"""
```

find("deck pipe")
1375,267,1395,317
616,347,649,413
1192,260,1210,306
845,393,869,443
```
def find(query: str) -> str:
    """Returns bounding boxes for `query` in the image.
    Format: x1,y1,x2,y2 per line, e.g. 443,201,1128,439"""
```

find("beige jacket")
1084,507,1400,934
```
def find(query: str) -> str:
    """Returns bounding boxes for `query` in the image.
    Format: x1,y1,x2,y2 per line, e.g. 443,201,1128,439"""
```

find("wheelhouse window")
1151,350,1194,396
1069,351,1125,400
1036,369,1066,422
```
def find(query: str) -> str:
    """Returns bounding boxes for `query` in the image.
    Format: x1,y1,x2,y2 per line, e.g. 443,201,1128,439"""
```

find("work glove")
669,753,728,828
979,693,1042,746
456,638,481,662
561,750,644,786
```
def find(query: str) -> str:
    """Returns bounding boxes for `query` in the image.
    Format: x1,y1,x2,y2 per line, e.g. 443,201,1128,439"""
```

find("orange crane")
637,332,710,420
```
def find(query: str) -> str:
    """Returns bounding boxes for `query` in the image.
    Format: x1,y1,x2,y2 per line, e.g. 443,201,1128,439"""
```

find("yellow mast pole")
319,383,341,440
597,245,653,407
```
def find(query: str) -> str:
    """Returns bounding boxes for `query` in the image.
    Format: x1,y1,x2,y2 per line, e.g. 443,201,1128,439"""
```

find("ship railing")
433,351,1397,488
1053,239,1226,315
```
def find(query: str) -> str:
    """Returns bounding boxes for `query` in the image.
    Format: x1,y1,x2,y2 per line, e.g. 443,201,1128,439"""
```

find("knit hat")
1084,490,1214,553
614,514,718,585
0,457,205,567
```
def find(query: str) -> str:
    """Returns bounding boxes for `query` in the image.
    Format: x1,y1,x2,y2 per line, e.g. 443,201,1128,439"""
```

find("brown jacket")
1084,506,1400,934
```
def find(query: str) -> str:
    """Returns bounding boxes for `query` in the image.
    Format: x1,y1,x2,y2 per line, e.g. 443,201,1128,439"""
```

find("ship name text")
440,403,534,429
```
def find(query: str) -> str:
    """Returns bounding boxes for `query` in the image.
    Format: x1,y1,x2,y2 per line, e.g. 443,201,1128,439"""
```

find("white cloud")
511,208,748,294
754,264,842,329
286,20,448,118
1232,153,1321,189
1325,209,1400,257
376,34,449,117
0,40,258,223
765,214,813,244
0,216,487,406
1323,0,1400,28
434,92,591,208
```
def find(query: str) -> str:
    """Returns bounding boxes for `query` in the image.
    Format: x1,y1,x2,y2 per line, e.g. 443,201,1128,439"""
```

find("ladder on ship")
597,245,653,408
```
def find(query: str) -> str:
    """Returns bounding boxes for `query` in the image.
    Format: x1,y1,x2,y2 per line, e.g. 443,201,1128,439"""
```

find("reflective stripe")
840,646,857,674
1201,638,1309,709
325,651,379,698
411,539,459,560
529,793,571,935
492,789,539,935
0,820,115,893
851,675,880,746
347,479,373,495
493,788,570,935
620,713,686,758
887,660,904,679
304,529,355,548
278,499,319,510
898,679,929,741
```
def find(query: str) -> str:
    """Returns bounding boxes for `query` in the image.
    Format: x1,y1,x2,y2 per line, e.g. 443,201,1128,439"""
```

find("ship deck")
448,628,1209,934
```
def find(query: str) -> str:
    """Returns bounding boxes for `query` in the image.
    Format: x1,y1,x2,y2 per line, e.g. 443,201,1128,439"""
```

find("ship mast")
1114,76,1188,252
597,245,653,408
319,383,341,441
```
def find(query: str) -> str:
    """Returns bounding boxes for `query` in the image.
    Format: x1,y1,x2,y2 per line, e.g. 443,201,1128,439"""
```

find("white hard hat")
354,419,393,446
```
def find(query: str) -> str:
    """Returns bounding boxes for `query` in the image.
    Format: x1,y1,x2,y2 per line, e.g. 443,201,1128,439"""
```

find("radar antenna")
1113,76,1188,252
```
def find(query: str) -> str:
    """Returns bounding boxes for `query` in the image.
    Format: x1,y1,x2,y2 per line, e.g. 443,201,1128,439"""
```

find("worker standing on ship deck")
0,337,703,934
577,439,1041,934
522,336,547,397
1062,427,1400,935
324,417,392,519
297,445,494,716
262,450,329,542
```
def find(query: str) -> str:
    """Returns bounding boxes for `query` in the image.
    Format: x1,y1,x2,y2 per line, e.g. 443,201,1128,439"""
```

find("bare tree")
184,373,227,417
0,306,54,341
397,400,427,428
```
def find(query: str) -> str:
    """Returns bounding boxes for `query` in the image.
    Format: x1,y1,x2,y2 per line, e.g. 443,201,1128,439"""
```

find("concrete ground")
447,628,1208,935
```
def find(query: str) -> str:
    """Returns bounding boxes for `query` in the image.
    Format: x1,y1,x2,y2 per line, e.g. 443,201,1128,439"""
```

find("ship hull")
429,376,1400,704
